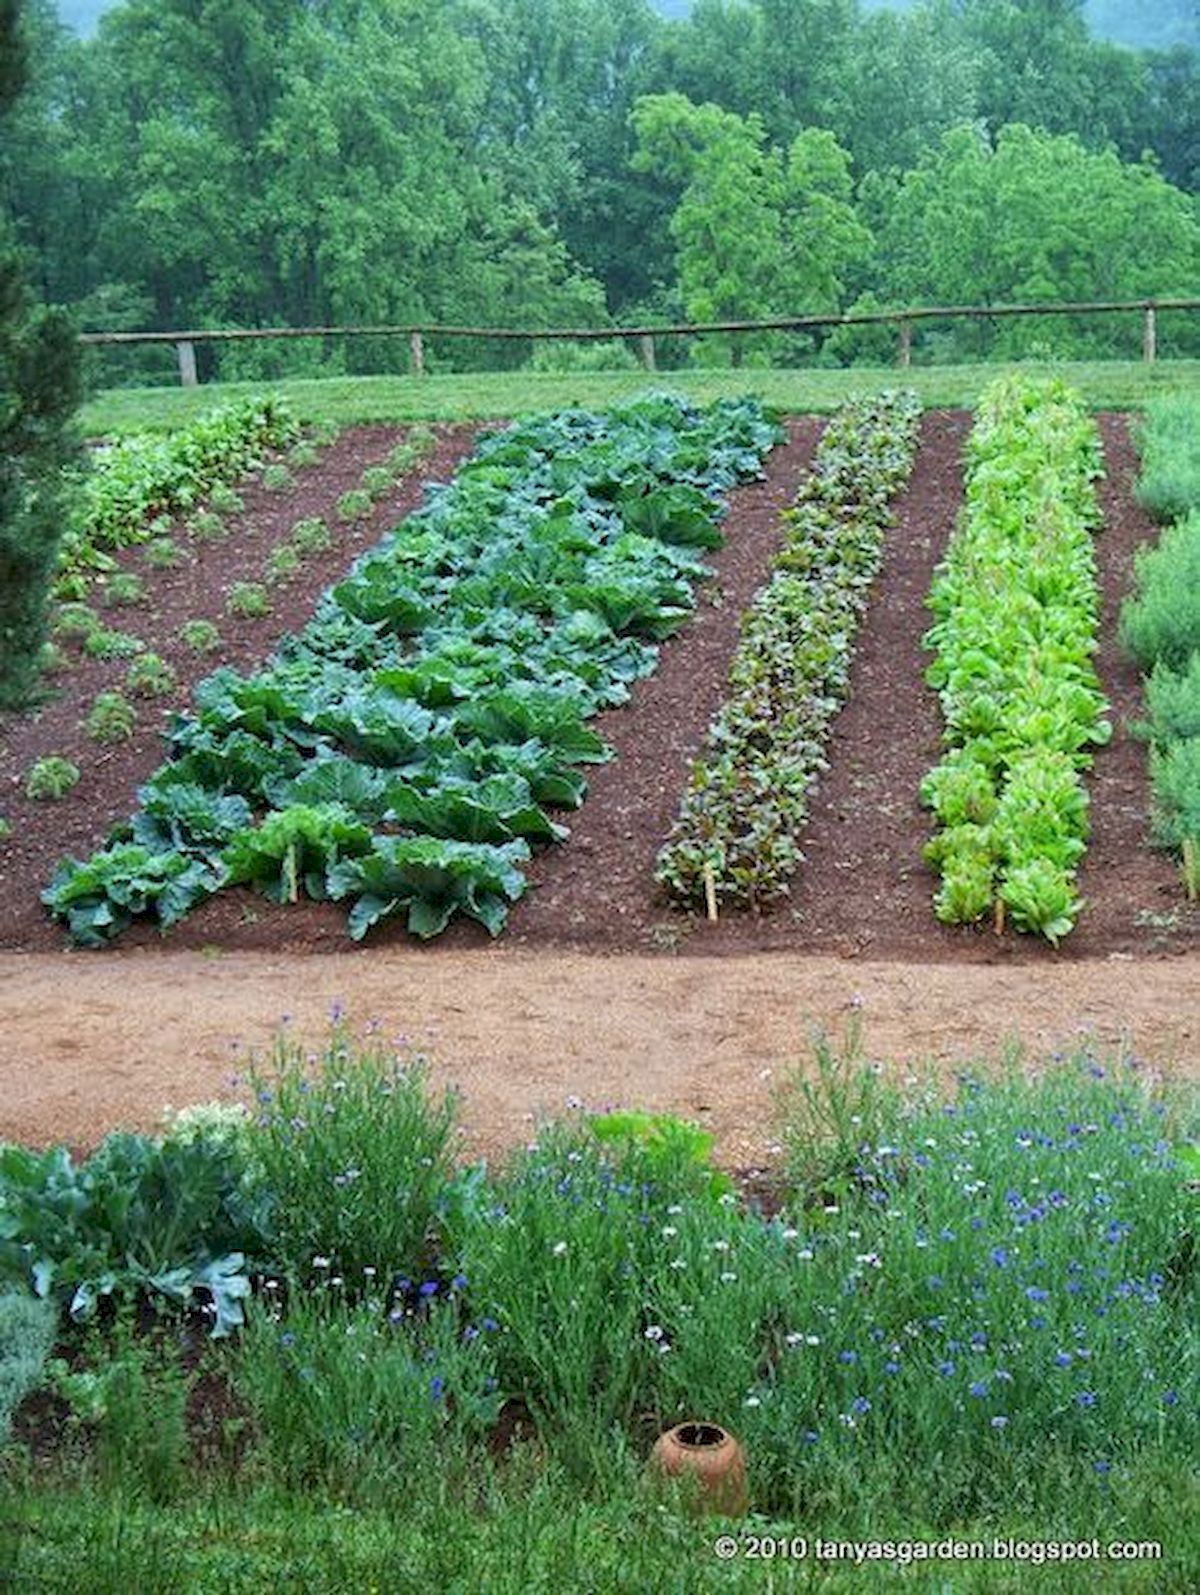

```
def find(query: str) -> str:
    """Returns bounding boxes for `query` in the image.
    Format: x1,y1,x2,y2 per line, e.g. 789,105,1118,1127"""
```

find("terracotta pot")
649,1421,748,1516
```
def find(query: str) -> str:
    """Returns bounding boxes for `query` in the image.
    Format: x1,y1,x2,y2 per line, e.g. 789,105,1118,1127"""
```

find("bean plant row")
655,391,921,910
920,376,1109,944
43,395,783,946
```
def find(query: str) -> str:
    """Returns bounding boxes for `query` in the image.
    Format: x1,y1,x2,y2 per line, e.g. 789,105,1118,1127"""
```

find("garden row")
655,390,921,910
1120,393,1200,899
1,1027,1194,1565
42,395,784,945
920,377,1111,945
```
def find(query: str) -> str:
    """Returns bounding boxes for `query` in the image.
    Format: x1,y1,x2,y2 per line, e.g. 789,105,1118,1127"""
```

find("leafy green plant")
101,571,146,607
589,1111,733,1204
42,845,223,944
920,377,1106,941
24,756,80,800
0,1132,259,1334
657,392,920,907
85,689,137,744
181,617,222,652
81,626,143,660
142,535,181,568
286,439,319,469
207,483,244,515
0,816,10,842
289,516,333,557
186,510,228,542
336,488,373,523
0,1290,56,1445
260,463,293,492
226,581,271,619
51,601,102,643
327,836,531,939
221,804,373,904
360,464,393,500
125,652,177,698
264,544,302,584
37,640,67,675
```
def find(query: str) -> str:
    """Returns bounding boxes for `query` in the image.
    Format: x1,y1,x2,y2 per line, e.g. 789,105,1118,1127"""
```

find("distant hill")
53,0,1200,52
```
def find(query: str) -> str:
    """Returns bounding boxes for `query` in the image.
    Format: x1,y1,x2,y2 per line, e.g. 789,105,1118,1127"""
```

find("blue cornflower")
1054,1351,1073,1368
419,1281,439,1298
838,1350,859,1365
991,1247,1009,1268
1094,1459,1112,1475
803,1430,819,1444
970,1216,985,1231
1077,1391,1097,1408
940,1227,956,1242
937,1360,955,1377
851,1396,871,1415
451,1273,468,1290
430,1375,445,1402
884,1361,901,1375
991,1416,1008,1430
279,1331,296,1349
1048,1190,1068,1208
481,1317,499,1332
1025,1287,1049,1303
970,1332,988,1350
1163,1390,1179,1407
969,1380,988,1398
913,1153,931,1169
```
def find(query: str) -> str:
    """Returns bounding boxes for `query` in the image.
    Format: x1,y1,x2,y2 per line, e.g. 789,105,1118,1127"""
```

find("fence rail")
78,296,1200,387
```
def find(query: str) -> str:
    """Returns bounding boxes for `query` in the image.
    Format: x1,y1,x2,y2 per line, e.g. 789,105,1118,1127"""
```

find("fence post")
897,319,912,368
410,329,425,377
1143,304,1157,364
175,340,198,387
638,333,657,372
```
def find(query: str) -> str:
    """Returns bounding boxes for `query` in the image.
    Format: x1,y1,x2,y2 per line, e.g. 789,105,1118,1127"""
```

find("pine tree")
0,0,82,709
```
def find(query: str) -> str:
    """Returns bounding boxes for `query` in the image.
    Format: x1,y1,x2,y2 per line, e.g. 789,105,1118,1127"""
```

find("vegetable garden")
0,377,1196,960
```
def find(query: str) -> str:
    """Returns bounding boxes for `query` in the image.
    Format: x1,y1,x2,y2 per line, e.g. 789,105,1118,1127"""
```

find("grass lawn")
80,359,1200,435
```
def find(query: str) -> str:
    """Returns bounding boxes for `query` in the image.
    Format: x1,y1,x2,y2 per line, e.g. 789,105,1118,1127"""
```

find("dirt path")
1,948,1195,1163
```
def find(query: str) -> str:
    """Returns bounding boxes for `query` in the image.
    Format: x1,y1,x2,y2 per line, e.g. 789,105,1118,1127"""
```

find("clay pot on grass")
649,1421,748,1516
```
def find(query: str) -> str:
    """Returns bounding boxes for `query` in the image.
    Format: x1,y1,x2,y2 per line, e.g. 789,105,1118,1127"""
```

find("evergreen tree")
0,0,82,709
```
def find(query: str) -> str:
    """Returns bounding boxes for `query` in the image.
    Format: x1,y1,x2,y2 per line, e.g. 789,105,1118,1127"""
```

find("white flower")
744,1395,762,1408
823,1204,840,1215
644,1325,664,1341
552,1240,568,1256
720,1271,738,1283
856,1253,882,1269
785,1332,803,1347
661,1226,678,1239
719,1193,737,1208
798,1248,814,1261
781,1227,799,1241
313,1256,331,1269
805,1334,821,1346
669,1257,687,1270
848,1229,861,1240
711,1239,730,1252
667,1204,683,1216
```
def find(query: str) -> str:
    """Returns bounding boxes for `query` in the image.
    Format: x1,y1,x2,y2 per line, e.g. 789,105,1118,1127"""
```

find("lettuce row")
655,391,921,909
44,394,784,945
920,376,1109,944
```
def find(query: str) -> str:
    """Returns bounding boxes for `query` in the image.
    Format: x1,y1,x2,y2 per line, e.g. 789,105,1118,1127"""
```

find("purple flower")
430,1375,445,1402
451,1273,468,1290
419,1281,439,1298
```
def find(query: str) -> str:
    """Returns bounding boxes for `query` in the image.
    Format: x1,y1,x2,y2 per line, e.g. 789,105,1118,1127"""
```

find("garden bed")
0,413,1194,961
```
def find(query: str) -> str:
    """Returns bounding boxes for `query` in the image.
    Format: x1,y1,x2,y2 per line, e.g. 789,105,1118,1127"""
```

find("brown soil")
0,410,1196,1160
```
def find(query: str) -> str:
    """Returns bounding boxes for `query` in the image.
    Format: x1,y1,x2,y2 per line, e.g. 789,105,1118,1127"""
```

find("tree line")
3,0,1199,379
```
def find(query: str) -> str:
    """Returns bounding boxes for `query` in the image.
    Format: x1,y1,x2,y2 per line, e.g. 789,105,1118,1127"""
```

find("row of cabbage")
1120,394,1200,897
920,377,1109,945
43,395,784,945
655,391,922,910
60,396,300,579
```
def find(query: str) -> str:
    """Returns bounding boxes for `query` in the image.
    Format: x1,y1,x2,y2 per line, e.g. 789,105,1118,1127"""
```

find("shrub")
37,640,67,675
181,617,222,652
125,652,177,698
264,545,302,584
1134,394,1200,523
289,516,333,557
1149,738,1200,852
0,1290,57,1445
309,420,340,447
260,463,293,492
142,536,181,568
286,440,319,469
1120,511,1200,672
85,689,137,743
242,1024,457,1285
24,756,80,799
336,488,372,523
1141,654,1200,744
101,571,146,608
227,581,271,619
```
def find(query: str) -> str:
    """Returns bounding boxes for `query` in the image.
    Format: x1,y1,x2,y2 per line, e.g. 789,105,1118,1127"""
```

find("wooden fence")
78,296,1200,387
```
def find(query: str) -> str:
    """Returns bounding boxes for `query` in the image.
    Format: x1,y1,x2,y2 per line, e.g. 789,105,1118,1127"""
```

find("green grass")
79,360,1200,436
